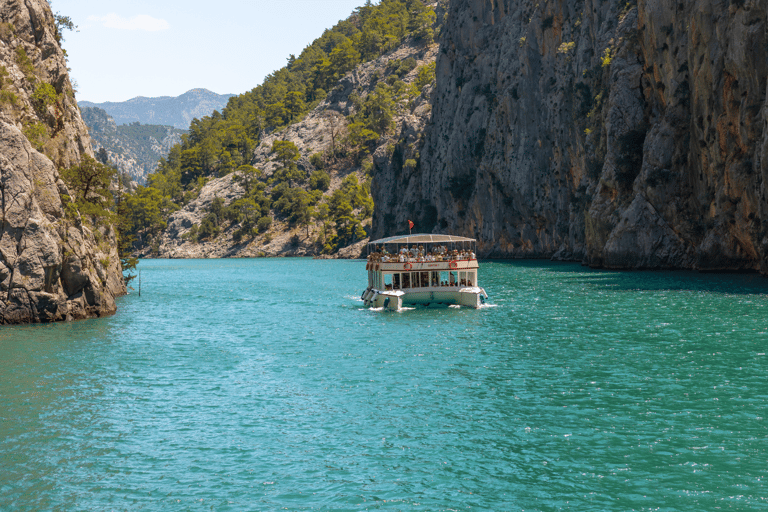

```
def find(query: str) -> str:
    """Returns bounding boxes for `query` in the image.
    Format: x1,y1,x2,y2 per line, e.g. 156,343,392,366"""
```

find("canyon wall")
372,0,768,272
0,0,125,323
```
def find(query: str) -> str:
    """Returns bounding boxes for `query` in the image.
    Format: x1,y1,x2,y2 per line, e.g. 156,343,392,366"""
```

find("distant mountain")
81,106,186,183
79,88,234,130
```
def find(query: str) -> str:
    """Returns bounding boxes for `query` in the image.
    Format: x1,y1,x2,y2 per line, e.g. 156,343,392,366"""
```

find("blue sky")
52,0,371,103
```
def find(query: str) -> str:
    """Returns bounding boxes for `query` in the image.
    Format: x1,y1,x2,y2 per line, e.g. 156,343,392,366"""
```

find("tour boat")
361,234,488,310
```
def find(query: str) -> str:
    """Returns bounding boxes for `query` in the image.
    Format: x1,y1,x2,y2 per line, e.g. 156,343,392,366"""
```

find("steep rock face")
0,0,125,323
0,0,92,168
373,0,768,273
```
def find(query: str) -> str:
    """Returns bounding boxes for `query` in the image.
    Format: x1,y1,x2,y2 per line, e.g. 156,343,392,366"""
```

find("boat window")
431,271,439,287
402,272,411,289
449,271,457,286
459,271,467,286
420,272,429,288
393,273,400,290
467,271,476,286
384,273,393,290
440,271,449,286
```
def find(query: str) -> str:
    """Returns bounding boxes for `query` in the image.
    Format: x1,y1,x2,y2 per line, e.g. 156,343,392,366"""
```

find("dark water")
2,259,768,511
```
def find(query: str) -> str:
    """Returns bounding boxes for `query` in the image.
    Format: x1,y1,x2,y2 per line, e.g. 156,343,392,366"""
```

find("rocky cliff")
0,0,125,323
372,0,768,273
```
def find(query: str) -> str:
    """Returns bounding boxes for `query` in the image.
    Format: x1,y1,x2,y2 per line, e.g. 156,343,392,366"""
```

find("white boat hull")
362,286,487,310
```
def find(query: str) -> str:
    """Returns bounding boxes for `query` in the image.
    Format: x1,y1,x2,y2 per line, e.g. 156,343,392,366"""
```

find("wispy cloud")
87,14,169,32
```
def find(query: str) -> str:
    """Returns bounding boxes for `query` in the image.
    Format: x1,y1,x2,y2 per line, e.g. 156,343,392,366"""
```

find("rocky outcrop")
0,0,125,324
372,0,768,273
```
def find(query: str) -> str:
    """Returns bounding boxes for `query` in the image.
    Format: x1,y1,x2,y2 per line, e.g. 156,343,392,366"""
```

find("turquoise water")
2,259,768,511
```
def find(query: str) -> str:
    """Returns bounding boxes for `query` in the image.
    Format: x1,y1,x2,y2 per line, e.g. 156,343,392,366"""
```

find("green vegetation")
415,61,436,90
0,65,18,106
121,0,437,254
0,22,15,40
14,47,36,82
59,156,139,284
23,122,48,151
60,155,116,219
53,12,76,44
31,82,57,112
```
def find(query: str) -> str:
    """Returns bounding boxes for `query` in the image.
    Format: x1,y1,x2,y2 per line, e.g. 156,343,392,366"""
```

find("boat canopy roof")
369,233,476,245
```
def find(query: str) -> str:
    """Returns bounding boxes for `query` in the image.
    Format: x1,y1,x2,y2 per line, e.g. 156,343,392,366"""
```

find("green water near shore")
1,259,767,510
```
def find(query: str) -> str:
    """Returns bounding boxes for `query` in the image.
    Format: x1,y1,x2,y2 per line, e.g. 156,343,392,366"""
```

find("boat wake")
361,306,415,313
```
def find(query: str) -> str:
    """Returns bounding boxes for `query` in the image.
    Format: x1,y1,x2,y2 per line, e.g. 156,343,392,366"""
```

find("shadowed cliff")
372,0,768,273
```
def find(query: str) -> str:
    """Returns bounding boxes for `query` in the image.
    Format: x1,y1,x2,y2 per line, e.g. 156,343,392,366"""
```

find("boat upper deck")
366,233,477,272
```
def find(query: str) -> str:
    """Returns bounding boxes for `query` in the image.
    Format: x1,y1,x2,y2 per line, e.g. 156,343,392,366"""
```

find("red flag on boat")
408,220,414,231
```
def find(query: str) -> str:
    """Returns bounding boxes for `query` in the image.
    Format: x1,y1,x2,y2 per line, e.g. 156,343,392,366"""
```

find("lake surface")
2,258,768,510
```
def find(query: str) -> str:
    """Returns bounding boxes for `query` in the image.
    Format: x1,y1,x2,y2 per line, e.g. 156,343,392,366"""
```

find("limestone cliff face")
0,0,125,323
372,0,768,273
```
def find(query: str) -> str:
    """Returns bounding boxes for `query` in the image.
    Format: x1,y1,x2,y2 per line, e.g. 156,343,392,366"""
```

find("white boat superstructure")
361,234,488,310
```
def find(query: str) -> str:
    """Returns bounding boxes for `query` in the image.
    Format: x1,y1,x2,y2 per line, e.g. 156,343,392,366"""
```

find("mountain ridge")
79,88,235,129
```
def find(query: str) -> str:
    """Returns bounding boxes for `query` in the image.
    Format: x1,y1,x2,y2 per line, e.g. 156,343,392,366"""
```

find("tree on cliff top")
60,155,116,218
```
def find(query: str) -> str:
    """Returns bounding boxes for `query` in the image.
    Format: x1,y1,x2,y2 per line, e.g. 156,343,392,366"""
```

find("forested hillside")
122,0,441,257
82,106,185,183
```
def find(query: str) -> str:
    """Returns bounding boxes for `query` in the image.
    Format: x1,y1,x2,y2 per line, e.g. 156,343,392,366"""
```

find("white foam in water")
362,306,414,312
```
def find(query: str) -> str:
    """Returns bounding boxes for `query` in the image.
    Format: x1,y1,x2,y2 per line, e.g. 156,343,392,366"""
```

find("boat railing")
367,253,476,263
